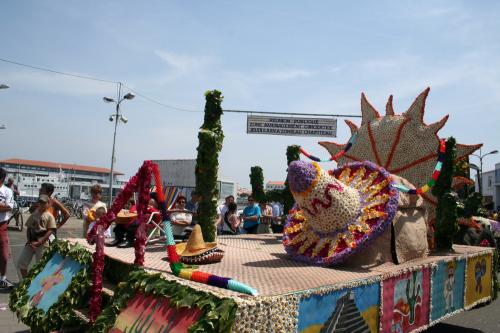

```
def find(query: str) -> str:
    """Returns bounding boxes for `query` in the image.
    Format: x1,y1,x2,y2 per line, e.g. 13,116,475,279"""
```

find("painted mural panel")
26,253,83,313
380,267,430,333
465,254,492,308
430,259,465,322
110,293,202,333
298,282,380,333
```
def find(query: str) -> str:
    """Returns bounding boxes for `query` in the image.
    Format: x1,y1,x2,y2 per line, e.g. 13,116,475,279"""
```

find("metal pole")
109,102,119,207
479,154,483,197
108,82,122,207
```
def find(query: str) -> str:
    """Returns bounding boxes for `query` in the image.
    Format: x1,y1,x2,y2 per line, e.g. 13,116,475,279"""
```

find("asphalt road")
0,216,499,332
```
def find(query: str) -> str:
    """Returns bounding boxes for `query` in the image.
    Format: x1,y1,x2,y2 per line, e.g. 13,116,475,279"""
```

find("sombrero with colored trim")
175,224,218,257
283,160,399,266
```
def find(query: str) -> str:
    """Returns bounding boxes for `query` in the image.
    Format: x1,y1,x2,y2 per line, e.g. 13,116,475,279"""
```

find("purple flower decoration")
288,161,318,193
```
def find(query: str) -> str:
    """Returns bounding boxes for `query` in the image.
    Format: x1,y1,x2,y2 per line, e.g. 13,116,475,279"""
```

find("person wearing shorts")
0,167,14,288
17,194,56,278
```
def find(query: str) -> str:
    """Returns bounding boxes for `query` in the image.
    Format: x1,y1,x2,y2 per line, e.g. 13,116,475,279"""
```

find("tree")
195,90,224,242
266,189,283,203
249,166,266,203
283,145,300,215
432,137,459,251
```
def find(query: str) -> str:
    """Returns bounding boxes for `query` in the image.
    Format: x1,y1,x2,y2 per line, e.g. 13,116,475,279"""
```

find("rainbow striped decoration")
163,222,258,296
151,165,257,295
164,186,180,210
393,139,446,195
300,133,357,162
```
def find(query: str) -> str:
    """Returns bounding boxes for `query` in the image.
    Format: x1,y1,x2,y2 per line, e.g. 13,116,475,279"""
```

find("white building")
151,159,235,200
476,162,500,210
266,181,286,191
0,158,123,201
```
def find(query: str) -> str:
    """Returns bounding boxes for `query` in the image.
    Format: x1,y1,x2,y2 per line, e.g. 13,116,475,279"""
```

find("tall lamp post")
471,148,498,196
0,84,8,130
103,84,134,206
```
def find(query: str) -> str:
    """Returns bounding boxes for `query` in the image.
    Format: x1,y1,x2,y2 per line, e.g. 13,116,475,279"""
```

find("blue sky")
1,1,499,187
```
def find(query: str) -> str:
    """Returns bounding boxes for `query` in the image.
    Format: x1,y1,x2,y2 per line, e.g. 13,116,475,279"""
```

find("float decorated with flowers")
10,89,496,333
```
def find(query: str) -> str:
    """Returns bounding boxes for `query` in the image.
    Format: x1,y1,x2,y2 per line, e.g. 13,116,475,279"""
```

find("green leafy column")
283,145,300,215
195,90,224,242
250,166,265,203
432,137,459,251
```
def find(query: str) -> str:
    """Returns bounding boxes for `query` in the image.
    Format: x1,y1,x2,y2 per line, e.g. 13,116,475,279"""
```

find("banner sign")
247,115,337,137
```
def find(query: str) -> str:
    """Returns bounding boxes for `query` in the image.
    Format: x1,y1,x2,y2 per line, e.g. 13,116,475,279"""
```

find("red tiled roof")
0,158,123,175
266,181,285,185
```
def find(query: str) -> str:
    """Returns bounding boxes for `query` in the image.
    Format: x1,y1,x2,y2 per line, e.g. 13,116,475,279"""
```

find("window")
488,176,492,188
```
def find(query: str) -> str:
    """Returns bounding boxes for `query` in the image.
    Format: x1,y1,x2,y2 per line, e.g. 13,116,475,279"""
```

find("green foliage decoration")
283,145,300,214
432,137,459,251
265,189,283,203
249,166,265,203
9,241,93,333
462,192,483,218
90,269,238,333
195,90,224,242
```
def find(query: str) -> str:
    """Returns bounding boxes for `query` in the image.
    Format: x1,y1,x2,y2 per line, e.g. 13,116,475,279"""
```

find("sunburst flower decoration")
283,160,399,266
319,88,481,223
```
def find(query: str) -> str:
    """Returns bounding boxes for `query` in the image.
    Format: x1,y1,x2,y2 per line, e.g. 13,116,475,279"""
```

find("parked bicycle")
61,198,85,219
7,199,25,232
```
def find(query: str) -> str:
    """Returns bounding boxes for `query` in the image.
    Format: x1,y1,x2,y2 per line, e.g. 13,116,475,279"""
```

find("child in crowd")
17,195,57,278
86,206,108,237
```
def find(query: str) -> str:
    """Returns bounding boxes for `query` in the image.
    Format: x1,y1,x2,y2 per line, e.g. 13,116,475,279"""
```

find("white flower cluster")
299,169,360,233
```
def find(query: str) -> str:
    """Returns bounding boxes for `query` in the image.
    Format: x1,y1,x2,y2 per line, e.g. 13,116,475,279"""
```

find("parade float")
10,89,496,333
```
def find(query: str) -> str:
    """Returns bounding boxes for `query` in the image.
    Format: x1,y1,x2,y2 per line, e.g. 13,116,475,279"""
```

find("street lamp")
1,84,9,129
103,88,135,206
471,148,499,196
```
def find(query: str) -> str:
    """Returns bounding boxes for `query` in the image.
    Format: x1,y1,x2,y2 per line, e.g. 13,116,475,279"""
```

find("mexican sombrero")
175,224,218,257
283,160,399,266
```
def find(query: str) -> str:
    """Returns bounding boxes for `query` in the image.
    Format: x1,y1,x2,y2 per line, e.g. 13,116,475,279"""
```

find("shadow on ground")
424,323,484,333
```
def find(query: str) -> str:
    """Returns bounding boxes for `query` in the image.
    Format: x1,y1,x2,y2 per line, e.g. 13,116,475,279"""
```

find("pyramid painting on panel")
298,282,379,333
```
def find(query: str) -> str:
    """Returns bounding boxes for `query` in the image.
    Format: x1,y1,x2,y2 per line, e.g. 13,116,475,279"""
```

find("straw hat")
115,210,138,225
283,160,399,266
175,225,218,257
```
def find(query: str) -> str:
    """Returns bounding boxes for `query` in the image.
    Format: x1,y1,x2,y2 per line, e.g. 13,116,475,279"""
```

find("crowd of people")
0,166,285,289
0,167,77,288
216,195,283,235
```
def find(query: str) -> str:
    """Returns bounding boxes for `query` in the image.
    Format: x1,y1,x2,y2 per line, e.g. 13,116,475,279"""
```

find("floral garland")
300,133,357,162
87,160,156,322
9,241,93,332
393,139,446,194
88,160,256,323
90,269,238,333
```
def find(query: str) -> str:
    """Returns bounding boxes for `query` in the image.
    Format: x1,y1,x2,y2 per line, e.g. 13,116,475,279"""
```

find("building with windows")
266,181,286,191
152,159,235,201
476,162,500,210
0,158,123,201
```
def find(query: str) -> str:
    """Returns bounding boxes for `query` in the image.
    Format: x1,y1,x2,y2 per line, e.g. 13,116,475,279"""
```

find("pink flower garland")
88,225,105,321
87,161,155,322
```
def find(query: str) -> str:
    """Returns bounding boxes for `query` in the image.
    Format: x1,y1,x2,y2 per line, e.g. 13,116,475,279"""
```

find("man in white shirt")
0,168,14,288
216,195,234,235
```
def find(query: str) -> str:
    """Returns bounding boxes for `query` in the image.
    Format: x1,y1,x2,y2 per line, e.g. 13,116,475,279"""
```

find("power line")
0,57,361,118
0,57,118,84
121,84,201,113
